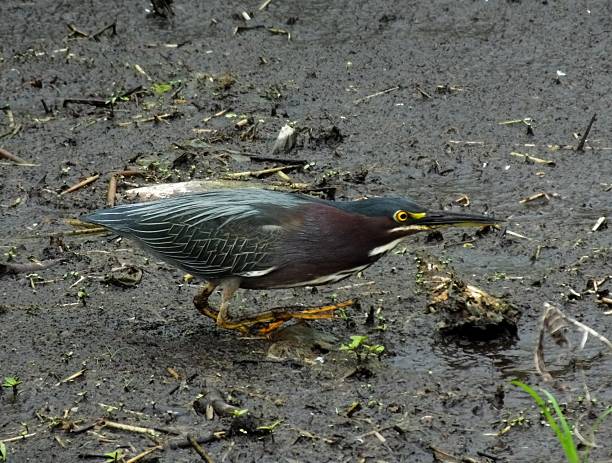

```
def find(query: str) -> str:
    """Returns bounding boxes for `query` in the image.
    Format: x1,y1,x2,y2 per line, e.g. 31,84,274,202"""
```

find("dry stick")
519,192,550,204
102,420,160,438
0,259,63,276
416,86,432,99
62,87,142,109
0,433,37,443
224,165,302,179
0,147,28,164
353,85,400,104
510,151,556,166
92,22,117,40
118,86,145,100
168,431,223,449
67,23,89,37
187,435,215,463
592,217,607,232
125,445,163,463
40,99,52,114
63,98,109,108
576,113,597,152
60,174,100,196
107,170,145,207
57,369,86,385
107,174,118,207
45,227,108,238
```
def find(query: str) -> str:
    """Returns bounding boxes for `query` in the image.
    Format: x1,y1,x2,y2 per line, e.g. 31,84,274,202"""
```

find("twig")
107,170,145,207
353,85,400,104
0,147,29,165
169,432,224,449
0,161,38,167
70,421,99,434
92,22,117,40
42,228,108,239
56,369,86,385
67,23,89,38
504,230,531,240
41,99,52,114
576,113,597,152
519,192,550,204
102,420,160,437
592,216,606,232
125,446,163,463
0,433,37,443
416,86,432,99
60,174,100,195
224,165,302,179
188,435,215,463
107,175,118,207
62,98,109,108
510,151,556,166
0,259,63,276
259,0,272,10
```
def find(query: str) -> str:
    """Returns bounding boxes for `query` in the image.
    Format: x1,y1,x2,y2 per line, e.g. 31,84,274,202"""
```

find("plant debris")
534,302,612,382
416,254,520,339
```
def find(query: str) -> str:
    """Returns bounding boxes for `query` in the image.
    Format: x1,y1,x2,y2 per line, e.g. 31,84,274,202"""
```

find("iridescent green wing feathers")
82,190,311,279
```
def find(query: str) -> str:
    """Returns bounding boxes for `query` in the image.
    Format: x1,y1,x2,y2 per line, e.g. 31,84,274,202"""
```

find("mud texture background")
1,1,611,462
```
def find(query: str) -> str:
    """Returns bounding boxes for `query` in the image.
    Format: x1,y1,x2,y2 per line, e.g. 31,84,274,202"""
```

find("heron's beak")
417,210,502,229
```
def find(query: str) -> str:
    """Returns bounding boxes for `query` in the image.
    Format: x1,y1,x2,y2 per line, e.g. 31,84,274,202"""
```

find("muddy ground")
1,1,611,462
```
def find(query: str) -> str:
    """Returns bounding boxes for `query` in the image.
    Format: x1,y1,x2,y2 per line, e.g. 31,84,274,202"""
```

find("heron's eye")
393,210,409,222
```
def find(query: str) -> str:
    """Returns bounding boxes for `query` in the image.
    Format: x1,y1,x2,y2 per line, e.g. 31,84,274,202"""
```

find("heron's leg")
193,281,219,321
195,280,357,335
215,279,251,334
230,299,358,335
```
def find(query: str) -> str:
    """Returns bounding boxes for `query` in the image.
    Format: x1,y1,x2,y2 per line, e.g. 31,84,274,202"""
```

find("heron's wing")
82,190,310,278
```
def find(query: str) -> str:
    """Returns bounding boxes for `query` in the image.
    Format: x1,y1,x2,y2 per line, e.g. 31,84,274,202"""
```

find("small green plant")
256,419,282,432
513,380,612,463
0,441,7,462
513,380,579,462
77,287,89,304
231,408,249,418
150,79,181,96
104,450,123,463
340,335,385,361
2,376,22,398
4,246,16,261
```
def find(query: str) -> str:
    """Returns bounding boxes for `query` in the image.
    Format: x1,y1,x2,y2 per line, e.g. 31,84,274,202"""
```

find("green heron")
83,189,499,334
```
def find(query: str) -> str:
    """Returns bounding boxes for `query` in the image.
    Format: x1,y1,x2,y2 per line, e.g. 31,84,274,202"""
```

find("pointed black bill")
418,210,502,228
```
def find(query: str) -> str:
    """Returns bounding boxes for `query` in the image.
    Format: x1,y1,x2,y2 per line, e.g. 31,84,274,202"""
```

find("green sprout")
150,80,181,96
77,287,89,304
513,380,612,463
2,376,22,398
340,335,385,361
0,441,7,462
151,82,172,95
104,450,123,463
231,408,249,418
4,246,16,261
256,419,282,433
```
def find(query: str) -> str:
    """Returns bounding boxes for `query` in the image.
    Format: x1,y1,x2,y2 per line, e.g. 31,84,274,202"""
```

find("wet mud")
1,1,611,462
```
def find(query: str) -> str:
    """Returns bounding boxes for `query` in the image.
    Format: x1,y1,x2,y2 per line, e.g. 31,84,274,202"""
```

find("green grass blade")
512,380,562,436
583,406,612,461
541,389,579,463
512,380,579,463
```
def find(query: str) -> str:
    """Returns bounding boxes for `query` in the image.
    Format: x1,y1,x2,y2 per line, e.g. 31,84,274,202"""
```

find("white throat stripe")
368,238,405,256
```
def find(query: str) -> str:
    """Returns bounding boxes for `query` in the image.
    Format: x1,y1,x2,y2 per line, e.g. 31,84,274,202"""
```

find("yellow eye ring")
394,210,409,222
